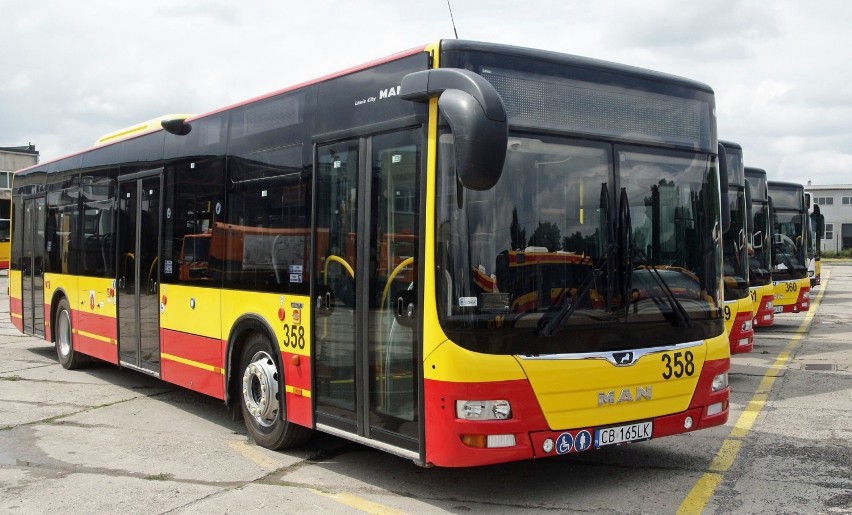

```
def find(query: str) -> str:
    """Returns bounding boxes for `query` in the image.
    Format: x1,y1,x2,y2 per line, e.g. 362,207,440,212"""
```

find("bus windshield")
772,210,808,278
436,133,723,355
748,200,773,286
722,148,749,301
769,185,808,280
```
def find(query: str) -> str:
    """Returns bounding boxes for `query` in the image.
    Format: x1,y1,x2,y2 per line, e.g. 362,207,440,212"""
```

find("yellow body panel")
519,343,705,428
724,295,753,334
218,289,312,356
424,340,527,382
74,275,114,318
772,277,809,308
9,269,21,299
0,241,10,268
723,299,738,335
160,284,221,340
737,296,753,321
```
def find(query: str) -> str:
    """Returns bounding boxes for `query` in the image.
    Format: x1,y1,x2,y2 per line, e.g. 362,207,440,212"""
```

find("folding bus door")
117,171,162,375
314,129,422,456
21,196,46,337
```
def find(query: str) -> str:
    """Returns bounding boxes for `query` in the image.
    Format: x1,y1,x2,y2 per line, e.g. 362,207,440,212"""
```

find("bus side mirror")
718,143,731,233
400,68,508,190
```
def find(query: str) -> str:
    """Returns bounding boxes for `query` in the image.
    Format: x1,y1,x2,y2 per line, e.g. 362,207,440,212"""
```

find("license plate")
595,421,652,447
773,306,784,313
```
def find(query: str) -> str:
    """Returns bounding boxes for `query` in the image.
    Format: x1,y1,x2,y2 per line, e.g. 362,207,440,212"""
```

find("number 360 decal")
661,351,695,379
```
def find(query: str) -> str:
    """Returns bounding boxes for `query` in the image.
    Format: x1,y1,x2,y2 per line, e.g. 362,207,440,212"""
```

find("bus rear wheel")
238,332,311,449
54,297,86,369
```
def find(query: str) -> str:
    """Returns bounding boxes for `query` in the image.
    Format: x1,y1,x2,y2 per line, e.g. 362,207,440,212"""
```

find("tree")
528,221,561,252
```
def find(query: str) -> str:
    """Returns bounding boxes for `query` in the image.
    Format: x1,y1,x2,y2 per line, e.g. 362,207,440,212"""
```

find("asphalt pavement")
1,265,851,514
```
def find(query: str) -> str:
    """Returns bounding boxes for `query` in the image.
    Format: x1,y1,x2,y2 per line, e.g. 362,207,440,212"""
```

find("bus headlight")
765,301,773,310
741,319,753,332
711,372,728,392
456,400,512,420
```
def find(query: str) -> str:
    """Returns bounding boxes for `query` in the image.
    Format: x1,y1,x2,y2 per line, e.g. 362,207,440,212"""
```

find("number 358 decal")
661,351,695,379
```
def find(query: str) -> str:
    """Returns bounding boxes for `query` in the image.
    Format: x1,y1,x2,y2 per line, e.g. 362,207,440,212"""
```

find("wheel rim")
241,351,280,428
57,309,72,358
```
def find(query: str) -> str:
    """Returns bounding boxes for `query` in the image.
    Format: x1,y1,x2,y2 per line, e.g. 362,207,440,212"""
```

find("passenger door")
313,129,422,454
21,196,46,337
117,171,162,375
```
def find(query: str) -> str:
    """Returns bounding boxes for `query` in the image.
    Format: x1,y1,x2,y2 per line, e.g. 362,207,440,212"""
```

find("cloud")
1,0,851,188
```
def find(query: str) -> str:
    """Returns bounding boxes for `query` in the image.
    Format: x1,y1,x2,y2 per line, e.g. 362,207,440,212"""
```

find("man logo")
598,386,652,406
613,351,635,365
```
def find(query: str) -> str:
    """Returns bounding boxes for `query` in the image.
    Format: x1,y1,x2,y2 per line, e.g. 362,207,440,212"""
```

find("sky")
2,0,851,185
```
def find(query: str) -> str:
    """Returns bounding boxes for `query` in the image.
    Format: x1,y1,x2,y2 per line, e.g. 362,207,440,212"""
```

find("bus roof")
17,43,428,176
19,39,716,176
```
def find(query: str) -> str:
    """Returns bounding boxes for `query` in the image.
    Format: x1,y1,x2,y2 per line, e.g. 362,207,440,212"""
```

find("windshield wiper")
618,188,633,314
539,183,614,337
632,250,692,327
618,187,690,327
539,244,616,337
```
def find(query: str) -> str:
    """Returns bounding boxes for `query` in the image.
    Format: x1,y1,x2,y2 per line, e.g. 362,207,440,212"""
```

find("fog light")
456,400,512,420
684,416,693,429
487,434,516,448
543,438,554,453
738,338,750,347
460,434,516,448
707,402,724,416
711,372,728,392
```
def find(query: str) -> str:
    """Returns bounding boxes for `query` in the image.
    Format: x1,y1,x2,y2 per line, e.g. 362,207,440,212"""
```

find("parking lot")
2,265,851,514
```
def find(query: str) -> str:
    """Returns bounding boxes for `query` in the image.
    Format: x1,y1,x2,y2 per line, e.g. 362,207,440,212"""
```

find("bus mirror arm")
744,183,754,233
718,143,731,233
400,68,508,191
161,117,192,136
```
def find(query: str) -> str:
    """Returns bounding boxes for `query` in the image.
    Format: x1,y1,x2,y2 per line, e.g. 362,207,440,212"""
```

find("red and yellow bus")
804,192,822,288
767,181,811,314
10,40,730,467
744,167,775,327
0,171,13,268
719,141,753,353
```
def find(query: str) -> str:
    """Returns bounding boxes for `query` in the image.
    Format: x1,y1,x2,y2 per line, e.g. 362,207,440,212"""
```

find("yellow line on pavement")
227,439,287,470
677,270,830,515
310,489,408,514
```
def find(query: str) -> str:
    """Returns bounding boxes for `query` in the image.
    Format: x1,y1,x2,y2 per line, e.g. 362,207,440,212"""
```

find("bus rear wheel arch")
234,328,312,449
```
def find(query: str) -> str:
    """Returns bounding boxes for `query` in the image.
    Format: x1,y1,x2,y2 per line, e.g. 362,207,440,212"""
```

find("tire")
239,331,312,449
54,297,87,369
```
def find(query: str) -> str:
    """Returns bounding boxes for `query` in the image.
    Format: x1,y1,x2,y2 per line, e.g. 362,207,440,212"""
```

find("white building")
804,182,852,252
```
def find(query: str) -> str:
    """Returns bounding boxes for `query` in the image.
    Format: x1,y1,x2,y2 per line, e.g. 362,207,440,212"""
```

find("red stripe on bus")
161,358,225,399
74,332,118,364
281,351,313,427
160,329,225,370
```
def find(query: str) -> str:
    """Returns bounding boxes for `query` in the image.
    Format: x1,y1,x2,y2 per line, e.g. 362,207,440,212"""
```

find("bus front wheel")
238,332,311,449
54,297,87,369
